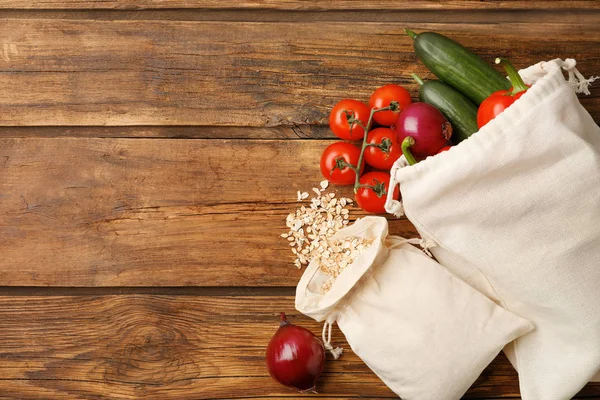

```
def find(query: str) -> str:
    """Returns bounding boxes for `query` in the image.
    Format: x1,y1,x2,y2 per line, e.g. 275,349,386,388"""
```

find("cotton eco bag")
385,59,600,400
295,216,533,400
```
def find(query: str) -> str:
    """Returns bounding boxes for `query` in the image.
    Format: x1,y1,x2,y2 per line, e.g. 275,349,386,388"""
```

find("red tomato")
364,127,403,170
320,142,364,186
477,89,527,128
477,58,530,129
329,99,371,140
370,84,412,126
355,171,399,214
437,146,452,154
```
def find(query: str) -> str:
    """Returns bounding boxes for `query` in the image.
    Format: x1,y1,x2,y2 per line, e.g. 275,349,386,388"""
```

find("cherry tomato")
370,84,412,126
437,146,452,154
477,89,527,128
329,99,371,140
355,171,399,214
363,127,403,170
320,142,364,186
477,58,530,129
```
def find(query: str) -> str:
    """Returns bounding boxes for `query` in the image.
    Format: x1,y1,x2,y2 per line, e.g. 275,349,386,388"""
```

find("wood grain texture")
0,19,598,129
0,126,330,139
0,295,597,399
0,137,416,287
1,3,600,398
0,9,598,25
0,0,598,10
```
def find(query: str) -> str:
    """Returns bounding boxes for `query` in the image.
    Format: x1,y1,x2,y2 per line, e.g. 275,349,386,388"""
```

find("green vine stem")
344,110,367,139
401,136,417,166
351,101,399,193
357,179,388,198
331,157,358,175
495,57,528,95
365,137,393,152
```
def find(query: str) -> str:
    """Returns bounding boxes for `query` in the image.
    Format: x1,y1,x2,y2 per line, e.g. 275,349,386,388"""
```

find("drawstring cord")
385,156,408,218
519,59,598,95
561,59,598,95
406,237,436,257
322,321,343,359
384,156,437,256
388,235,437,257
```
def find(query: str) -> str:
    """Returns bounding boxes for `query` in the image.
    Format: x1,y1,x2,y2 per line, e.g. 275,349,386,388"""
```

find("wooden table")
1,1,599,399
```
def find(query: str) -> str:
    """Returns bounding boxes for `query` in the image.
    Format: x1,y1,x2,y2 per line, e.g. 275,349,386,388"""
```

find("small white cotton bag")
295,216,533,400
385,59,600,400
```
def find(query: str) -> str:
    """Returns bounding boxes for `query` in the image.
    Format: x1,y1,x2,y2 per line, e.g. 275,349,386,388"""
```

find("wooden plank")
0,295,597,399
0,137,417,287
0,126,330,139
0,0,598,10
0,9,598,25
0,287,298,296
0,20,597,128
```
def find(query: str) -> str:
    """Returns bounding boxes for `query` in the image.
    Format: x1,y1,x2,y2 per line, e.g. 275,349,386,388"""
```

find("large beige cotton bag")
385,59,600,399
295,216,533,400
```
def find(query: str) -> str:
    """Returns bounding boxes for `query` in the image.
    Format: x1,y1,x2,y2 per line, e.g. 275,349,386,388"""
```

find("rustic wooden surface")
0,1,599,10
0,1,599,398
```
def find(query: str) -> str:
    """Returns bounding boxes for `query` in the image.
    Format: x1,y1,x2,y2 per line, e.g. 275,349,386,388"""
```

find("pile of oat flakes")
282,180,372,293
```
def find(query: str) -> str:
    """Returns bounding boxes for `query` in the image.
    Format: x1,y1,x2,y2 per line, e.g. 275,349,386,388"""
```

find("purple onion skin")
395,102,452,158
266,313,325,392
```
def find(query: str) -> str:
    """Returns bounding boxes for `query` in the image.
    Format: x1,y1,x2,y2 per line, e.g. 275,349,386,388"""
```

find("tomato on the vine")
320,142,364,186
355,171,399,214
364,127,402,170
329,99,371,140
369,84,412,126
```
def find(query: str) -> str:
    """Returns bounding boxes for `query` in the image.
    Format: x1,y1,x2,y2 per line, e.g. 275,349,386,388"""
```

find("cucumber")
412,74,478,143
406,29,510,105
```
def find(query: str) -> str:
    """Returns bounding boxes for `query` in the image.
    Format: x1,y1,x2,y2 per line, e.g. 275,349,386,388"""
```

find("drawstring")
384,156,438,256
561,59,598,95
385,156,408,218
517,59,597,95
387,235,436,257
407,237,436,257
322,320,343,359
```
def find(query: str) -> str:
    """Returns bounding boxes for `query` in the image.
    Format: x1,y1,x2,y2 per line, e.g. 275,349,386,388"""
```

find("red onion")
395,102,452,158
266,312,325,393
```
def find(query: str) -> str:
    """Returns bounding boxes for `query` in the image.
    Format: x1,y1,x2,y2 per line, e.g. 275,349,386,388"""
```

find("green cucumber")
412,74,478,143
406,29,510,105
